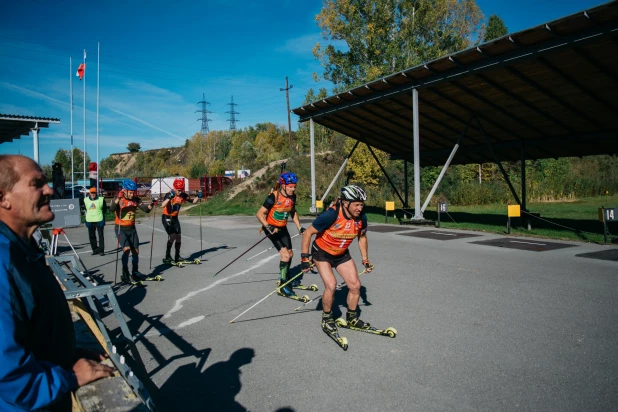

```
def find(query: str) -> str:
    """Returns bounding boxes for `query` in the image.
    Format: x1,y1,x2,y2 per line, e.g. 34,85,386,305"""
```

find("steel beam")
321,140,360,202
310,118,316,213
476,117,522,205
412,89,422,219
365,143,406,206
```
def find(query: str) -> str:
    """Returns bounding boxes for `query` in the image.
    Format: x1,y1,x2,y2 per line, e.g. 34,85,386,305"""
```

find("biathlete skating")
111,179,157,285
255,172,315,302
160,178,202,267
301,185,396,350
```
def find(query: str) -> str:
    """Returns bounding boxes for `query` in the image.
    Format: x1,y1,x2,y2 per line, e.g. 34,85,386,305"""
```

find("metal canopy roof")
0,114,60,145
293,1,618,167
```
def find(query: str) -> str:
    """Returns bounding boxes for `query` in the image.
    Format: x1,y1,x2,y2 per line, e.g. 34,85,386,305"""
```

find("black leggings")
267,226,292,251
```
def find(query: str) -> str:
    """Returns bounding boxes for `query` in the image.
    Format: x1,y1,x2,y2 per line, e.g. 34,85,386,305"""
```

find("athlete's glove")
301,254,312,273
150,199,157,207
197,190,203,199
165,191,175,200
362,259,374,272
298,227,306,234
265,225,278,236
117,190,125,199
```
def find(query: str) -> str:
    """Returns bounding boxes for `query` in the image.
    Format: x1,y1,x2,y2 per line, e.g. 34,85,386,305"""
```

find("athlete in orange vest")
301,185,373,339
111,179,156,283
256,172,305,299
160,178,200,264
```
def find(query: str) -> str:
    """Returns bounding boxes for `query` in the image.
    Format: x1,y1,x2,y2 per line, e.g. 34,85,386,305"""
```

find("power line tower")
226,95,240,131
196,93,212,134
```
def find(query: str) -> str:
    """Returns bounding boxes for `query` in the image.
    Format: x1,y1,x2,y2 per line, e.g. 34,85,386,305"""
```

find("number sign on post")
437,202,448,228
599,207,617,244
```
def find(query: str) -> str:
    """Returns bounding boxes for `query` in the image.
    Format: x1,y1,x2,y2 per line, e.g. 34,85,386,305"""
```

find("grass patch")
187,192,618,244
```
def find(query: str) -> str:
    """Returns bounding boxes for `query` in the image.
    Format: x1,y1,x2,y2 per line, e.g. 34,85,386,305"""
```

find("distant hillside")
102,146,187,177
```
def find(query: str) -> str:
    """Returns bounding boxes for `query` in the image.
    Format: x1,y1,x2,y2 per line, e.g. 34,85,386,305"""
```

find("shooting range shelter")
0,114,60,164
293,1,618,219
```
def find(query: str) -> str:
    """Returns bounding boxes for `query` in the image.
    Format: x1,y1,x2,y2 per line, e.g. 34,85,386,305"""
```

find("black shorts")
266,225,292,251
162,215,181,235
311,242,352,267
117,226,139,250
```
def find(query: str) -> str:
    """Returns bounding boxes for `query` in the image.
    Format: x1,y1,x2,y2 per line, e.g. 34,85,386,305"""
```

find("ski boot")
321,312,348,350
336,310,397,338
276,283,309,303
163,254,184,267
121,267,143,286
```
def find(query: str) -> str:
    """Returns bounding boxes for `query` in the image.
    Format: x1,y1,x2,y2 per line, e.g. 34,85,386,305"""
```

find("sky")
0,0,606,166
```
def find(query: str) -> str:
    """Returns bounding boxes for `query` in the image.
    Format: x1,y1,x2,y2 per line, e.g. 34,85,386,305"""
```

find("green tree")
484,13,507,41
313,0,485,90
127,142,141,152
51,148,90,181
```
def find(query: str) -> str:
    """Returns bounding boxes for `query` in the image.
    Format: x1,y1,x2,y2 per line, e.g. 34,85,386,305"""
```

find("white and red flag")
76,63,86,80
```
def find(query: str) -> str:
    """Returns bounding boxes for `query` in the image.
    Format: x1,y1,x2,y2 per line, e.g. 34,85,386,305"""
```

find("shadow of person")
159,347,255,412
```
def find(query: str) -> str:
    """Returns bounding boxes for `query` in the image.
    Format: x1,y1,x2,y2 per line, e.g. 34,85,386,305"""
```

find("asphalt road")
59,215,618,412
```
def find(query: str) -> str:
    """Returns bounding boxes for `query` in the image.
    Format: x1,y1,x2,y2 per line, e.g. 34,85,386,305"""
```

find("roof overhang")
293,1,618,166
0,114,60,145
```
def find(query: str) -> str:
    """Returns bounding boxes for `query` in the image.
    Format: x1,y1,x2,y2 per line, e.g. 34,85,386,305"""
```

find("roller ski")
276,284,310,303
321,312,348,351
276,279,318,292
335,310,397,338
120,267,144,286
176,258,201,265
133,268,163,282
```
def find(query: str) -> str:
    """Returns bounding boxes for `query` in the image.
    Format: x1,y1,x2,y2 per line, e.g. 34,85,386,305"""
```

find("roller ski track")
276,280,319,292
335,318,397,338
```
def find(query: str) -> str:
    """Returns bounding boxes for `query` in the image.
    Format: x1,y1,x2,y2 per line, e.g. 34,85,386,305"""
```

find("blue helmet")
123,179,137,191
279,172,298,185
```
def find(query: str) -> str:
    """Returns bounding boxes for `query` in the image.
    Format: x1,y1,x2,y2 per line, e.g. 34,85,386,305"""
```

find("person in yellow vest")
256,172,305,299
84,187,108,256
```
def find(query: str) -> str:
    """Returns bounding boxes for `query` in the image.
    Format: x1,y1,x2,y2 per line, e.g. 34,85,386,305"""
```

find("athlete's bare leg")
335,259,361,311
316,260,337,312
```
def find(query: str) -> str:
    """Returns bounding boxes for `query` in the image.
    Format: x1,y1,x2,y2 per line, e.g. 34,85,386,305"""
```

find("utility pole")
280,77,293,148
226,95,240,131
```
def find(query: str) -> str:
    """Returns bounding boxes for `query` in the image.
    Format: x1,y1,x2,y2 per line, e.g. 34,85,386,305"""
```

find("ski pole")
293,265,374,311
114,225,120,285
229,271,304,324
199,198,203,258
149,203,156,269
246,233,300,261
212,234,270,278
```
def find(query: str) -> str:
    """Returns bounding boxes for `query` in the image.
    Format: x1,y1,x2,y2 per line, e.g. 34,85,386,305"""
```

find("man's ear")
0,191,10,210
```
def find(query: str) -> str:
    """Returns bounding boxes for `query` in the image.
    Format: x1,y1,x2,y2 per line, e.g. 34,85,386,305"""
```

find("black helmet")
340,185,367,201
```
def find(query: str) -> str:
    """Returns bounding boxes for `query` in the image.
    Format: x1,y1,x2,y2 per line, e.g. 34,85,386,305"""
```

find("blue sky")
0,0,605,166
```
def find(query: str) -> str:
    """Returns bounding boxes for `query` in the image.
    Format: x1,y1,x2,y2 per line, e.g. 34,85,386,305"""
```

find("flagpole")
70,57,74,198
96,42,100,194
83,49,86,188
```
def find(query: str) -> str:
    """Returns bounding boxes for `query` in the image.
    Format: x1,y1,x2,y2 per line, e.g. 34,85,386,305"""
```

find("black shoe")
277,284,296,297
99,250,105,256
91,249,99,255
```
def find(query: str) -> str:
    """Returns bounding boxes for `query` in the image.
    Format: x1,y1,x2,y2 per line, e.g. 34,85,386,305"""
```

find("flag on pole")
76,64,86,80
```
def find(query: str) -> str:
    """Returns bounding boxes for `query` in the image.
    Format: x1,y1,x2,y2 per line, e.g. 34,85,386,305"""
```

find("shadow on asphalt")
109,285,257,411
159,347,255,412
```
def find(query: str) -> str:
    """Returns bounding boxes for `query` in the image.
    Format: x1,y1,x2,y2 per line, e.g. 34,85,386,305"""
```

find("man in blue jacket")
0,155,113,411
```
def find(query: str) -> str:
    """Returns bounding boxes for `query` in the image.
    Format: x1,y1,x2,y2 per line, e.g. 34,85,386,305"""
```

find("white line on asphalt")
163,253,280,319
430,232,456,236
510,240,546,246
